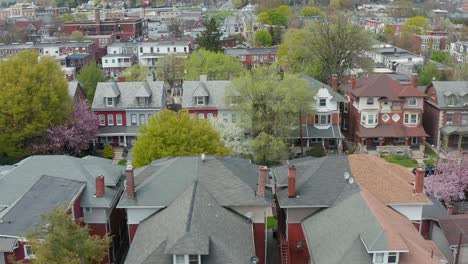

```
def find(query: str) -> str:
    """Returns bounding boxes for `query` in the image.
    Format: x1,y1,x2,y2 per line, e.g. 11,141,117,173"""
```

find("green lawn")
118,159,127,166
267,216,277,230
425,146,438,158
383,155,418,168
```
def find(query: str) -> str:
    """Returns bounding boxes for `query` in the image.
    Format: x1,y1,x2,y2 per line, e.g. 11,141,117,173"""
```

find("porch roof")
440,126,468,135
97,126,139,136
356,124,428,138
293,125,344,139
0,237,17,252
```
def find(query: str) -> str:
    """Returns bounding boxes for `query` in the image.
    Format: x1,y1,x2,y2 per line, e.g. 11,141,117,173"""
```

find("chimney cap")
126,164,133,171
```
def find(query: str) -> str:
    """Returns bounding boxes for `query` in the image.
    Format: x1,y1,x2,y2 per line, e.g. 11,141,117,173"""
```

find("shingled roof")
124,182,255,264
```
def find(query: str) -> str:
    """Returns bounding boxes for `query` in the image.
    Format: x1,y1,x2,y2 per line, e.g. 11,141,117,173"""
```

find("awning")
356,124,428,138
0,237,17,252
97,126,139,136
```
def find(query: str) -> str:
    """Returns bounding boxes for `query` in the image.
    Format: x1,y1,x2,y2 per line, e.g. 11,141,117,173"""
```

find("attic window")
106,97,114,107
319,98,326,107
366,98,374,105
408,97,417,106
138,97,148,106
447,95,457,106
195,96,205,105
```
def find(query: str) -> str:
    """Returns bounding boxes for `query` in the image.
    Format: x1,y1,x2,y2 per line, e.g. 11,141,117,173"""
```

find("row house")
117,156,271,264
102,42,138,76
14,20,44,43
293,74,346,153
63,10,147,41
272,154,444,264
365,44,425,75
341,74,428,157
422,81,468,152
0,156,126,264
413,31,449,53
92,80,165,148
87,34,118,64
0,3,36,19
137,37,192,69
361,18,403,35
449,41,468,63
225,47,278,69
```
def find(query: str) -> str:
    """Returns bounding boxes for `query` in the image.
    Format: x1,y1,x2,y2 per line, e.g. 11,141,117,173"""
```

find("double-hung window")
99,114,105,125
116,114,122,125
319,98,326,107
107,114,114,125
139,114,146,125
106,97,114,107
131,114,137,125
196,96,205,105
404,113,419,124
408,97,417,106
24,245,34,259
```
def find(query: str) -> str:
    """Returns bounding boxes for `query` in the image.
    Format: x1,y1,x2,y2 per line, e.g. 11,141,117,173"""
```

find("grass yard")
383,155,418,168
425,146,438,158
118,159,127,166
267,216,277,230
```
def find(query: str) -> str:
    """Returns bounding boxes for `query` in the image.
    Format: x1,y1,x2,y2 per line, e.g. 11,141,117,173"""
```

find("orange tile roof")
361,188,446,264
349,154,430,205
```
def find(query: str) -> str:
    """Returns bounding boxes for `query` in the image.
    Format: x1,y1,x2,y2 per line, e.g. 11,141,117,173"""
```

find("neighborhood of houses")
0,0,467,263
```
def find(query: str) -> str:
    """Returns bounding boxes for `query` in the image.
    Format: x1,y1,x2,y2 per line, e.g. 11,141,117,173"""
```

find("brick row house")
117,157,271,264
92,80,165,147
272,154,445,264
422,81,468,152
413,31,449,54
449,41,468,64
225,47,278,69
102,42,138,77
341,74,428,157
0,156,126,264
137,37,192,70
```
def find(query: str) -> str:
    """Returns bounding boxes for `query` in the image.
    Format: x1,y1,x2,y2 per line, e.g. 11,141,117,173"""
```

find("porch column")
405,137,409,146
444,134,449,152
458,134,463,152
124,136,127,147
379,138,384,146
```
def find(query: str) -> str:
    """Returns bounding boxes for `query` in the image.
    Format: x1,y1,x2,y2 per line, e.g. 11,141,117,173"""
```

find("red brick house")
63,10,147,41
341,74,428,157
225,47,278,69
422,81,468,152
0,156,126,264
413,31,449,54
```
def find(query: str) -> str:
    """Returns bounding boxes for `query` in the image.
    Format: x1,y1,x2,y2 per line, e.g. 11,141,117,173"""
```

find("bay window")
404,113,419,124
408,97,417,106
314,114,331,125
361,113,378,126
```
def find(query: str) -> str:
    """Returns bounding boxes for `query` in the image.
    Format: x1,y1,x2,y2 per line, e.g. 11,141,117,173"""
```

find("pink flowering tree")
32,98,99,156
425,155,468,205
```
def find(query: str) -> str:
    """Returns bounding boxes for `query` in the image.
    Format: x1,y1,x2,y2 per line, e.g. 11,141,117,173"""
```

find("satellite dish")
348,177,355,184
344,172,350,180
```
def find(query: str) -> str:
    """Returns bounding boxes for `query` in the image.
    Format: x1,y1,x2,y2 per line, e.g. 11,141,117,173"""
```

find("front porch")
357,137,426,158
440,126,468,153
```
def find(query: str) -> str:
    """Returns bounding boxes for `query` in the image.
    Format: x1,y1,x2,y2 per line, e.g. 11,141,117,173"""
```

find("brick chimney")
414,167,424,195
95,9,101,23
447,205,453,215
257,166,268,197
95,175,105,198
126,165,135,198
351,75,357,90
331,74,338,92
288,165,296,198
411,73,418,89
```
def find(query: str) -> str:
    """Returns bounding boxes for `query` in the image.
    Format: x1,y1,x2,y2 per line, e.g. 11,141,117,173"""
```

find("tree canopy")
254,29,273,47
278,16,374,85
196,18,223,53
132,110,230,167
402,16,429,35
0,51,71,163
257,5,292,27
76,64,106,102
425,156,468,205
156,55,185,87
26,207,110,264
120,65,149,81
418,62,442,85
300,6,321,16
184,49,245,80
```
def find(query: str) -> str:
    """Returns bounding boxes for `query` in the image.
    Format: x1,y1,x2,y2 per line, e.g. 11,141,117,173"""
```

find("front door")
411,137,419,145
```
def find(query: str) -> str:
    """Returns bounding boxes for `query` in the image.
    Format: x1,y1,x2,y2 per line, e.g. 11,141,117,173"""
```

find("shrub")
305,144,326,157
102,145,114,159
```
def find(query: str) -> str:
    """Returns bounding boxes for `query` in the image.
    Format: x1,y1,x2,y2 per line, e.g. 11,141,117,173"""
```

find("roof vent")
344,171,350,180
201,153,206,162
348,177,355,184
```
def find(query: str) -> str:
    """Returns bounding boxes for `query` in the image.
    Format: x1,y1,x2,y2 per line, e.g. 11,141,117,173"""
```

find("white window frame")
231,113,237,123
172,254,201,264
131,114,137,125
388,252,398,263
99,114,105,125
198,113,205,119
366,98,374,105
139,114,146,125
408,97,417,106
343,103,348,113
361,112,378,127
107,114,114,125
195,96,205,105
404,113,419,124
319,98,326,107
116,114,122,125
106,97,114,107
24,245,34,259
314,114,331,126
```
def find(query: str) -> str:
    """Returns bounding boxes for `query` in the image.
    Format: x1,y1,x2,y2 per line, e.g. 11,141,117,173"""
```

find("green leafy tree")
156,55,185,87
120,65,148,81
184,49,245,80
0,51,71,163
300,6,321,16
70,30,87,41
254,29,273,47
196,17,223,53
418,62,442,85
102,144,114,159
252,132,287,165
431,51,452,65
402,16,429,35
62,14,74,22
278,16,374,85
76,64,106,103
26,207,110,264
132,110,230,167
383,24,396,44
257,5,292,27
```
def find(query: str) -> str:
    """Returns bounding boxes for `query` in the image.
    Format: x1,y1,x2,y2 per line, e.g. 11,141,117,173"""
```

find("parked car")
412,165,436,177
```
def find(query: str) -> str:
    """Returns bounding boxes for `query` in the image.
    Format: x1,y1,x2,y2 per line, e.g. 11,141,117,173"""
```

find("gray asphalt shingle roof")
273,156,353,208
0,237,17,252
92,81,164,110
300,74,346,103
428,81,468,108
124,182,255,264
0,175,85,237
0,156,124,208
181,81,230,109
118,156,271,208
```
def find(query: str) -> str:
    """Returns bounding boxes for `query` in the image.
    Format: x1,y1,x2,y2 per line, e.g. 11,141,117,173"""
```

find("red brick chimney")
351,75,357,90
331,74,338,92
411,73,418,89
126,165,135,198
447,205,453,215
414,167,424,195
258,166,268,197
95,175,105,198
288,165,296,198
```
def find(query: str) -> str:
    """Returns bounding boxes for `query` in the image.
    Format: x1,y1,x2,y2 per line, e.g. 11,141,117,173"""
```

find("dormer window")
373,252,399,264
366,98,374,105
447,95,457,106
228,96,240,105
195,96,205,105
408,97,417,106
173,255,200,264
137,97,148,106
106,97,114,107
319,98,326,107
